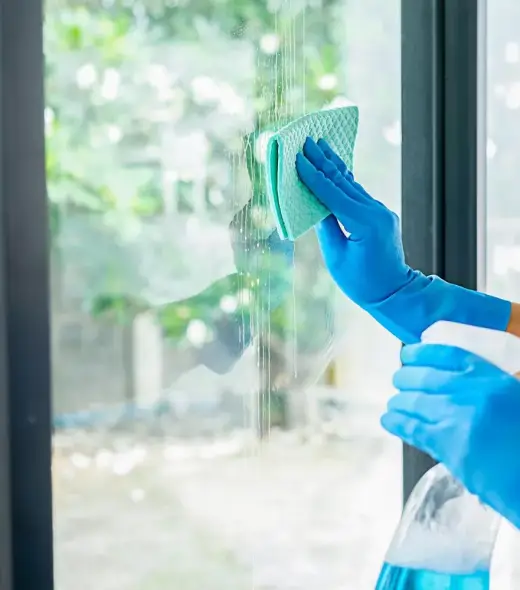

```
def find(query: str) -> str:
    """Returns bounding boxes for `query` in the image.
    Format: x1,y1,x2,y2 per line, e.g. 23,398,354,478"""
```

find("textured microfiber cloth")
265,106,359,241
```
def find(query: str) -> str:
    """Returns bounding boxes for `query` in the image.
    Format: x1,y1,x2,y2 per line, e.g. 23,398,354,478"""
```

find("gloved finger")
316,139,351,178
315,215,349,259
387,391,452,423
401,343,482,372
393,365,467,393
302,138,369,205
316,139,389,209
380,411,440,459
295,153,367,233
303,138,345,185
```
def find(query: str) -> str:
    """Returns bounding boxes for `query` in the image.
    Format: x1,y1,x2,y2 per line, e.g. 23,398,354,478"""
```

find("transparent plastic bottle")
375,321,520,589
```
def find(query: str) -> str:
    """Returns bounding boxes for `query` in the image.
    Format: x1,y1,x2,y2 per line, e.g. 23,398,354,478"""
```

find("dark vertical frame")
443,0,486,291
0,0,54,588
401,0,443,502
401,0,486,502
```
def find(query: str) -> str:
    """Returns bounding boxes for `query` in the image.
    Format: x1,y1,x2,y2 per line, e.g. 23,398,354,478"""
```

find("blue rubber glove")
295,138,511,343
382,343,520,529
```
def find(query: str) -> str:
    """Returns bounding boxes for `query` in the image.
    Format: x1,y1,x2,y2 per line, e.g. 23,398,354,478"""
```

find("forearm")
507,305,520,377
368,274,512,344
506,302,520,338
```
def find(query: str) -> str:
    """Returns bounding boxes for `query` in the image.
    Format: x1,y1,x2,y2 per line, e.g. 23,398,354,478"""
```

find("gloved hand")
382,343,520,529
296,138,511,343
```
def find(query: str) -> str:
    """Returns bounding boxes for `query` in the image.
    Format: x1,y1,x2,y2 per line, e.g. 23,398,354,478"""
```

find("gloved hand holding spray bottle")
376,321,520,588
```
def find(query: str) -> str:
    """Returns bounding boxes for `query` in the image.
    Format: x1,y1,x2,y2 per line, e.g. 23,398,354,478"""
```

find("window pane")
487,2,520,587
47,2,401,588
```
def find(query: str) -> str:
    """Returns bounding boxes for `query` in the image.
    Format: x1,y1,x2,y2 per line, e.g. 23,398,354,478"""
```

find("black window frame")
401,0,486,501
0,0,486,584
0,0,54,588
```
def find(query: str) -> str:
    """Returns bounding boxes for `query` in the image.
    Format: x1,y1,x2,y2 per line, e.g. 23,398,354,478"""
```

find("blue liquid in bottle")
375,562,490,590
376,461,499,590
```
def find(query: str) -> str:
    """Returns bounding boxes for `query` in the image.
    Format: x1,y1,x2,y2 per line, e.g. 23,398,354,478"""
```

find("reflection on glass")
47,1,401,588
487,2,520,587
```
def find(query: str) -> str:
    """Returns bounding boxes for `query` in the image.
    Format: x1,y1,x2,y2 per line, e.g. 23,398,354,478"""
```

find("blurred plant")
45,0,341,337
45,0,400,430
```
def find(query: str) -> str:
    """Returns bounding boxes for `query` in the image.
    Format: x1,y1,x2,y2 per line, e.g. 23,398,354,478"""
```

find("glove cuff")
367,273,512,344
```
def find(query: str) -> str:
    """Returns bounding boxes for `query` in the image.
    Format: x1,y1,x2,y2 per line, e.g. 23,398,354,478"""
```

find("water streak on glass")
46,1,401,588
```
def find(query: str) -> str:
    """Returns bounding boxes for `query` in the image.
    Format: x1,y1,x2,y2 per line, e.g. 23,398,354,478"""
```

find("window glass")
487,2,520,586
46,1,402,588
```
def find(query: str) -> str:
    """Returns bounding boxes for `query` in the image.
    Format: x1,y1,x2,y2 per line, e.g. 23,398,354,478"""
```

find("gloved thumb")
315,215,349,260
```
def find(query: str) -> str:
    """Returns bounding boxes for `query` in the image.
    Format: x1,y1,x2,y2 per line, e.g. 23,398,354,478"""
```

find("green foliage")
45,0,342,345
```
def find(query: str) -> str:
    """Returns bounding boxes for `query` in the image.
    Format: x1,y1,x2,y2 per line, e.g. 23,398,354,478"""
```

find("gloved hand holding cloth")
296,138,511,343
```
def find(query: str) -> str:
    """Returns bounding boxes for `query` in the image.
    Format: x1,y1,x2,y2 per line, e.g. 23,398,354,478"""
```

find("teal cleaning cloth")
265,106,359,241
